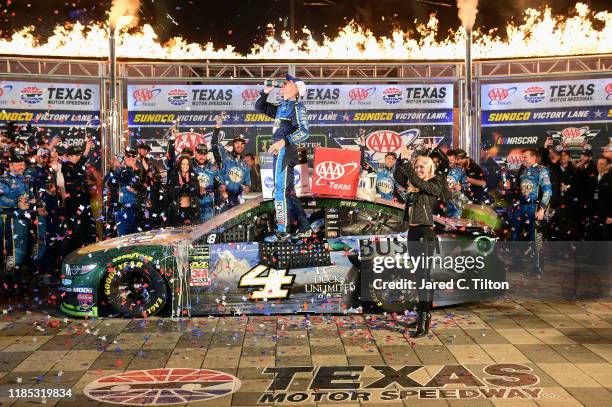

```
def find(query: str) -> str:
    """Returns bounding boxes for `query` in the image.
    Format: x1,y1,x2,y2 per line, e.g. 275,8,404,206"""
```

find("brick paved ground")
0,299,611,406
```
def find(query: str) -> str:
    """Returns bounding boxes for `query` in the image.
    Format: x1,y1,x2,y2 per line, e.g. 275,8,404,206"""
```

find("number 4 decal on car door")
238,265,295,300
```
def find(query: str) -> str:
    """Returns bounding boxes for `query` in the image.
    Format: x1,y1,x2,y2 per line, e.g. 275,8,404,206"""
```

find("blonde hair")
413,156,435,180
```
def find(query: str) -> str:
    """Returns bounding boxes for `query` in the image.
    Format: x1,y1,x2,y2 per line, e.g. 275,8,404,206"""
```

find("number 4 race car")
59,195,502,318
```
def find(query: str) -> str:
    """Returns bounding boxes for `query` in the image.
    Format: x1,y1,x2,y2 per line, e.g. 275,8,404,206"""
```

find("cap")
66,146,82,156
454,148,468,159
580,149,593,157
9,154,25,164
124,147,137,157
195,143,209,154
385,152,398,159
136,142,151,151
182,147,194,156
232,136,247,144
285,73,306,97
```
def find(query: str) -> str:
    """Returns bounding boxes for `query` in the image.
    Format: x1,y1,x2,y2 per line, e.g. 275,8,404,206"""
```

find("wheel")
102,261,168,318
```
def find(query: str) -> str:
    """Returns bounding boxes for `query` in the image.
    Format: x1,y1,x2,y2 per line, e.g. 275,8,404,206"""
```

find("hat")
580,149,593,157
232,136,247,144
182,147,194,156
454,148,468,159
136,142,151,151
66,146,82,156
124,147,137,157
195,143,208,154
9,154,25,164
285,74,306,97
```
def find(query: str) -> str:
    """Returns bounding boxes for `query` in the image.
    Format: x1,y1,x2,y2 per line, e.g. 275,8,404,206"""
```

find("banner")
311,147,361,198
127,83,454,172
0,81,100,126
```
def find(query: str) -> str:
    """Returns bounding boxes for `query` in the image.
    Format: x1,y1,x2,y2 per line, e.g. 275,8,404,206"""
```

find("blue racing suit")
0,172,31,269
192,159,219,222
24,164,51,264
115,167,139,236
359,146,400,201
255,91,310,233
511,164,553,273
211,128,250,210
446,165,469,218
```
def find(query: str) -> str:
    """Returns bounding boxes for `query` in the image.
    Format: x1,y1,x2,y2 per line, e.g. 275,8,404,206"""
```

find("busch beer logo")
382,87,402,104
132,88,161,106
167,88,189,106
523,86,545,104
175,132,205,154
241,88,260,104
349,87,376,104
547,126,600,148
487,87,517,105
314,161,358,185
366,130,403,153
228,167,244,183
605,83,612,100
20,86,44,104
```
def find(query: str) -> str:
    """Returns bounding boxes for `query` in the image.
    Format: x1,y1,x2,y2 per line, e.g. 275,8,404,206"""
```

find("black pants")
408,225,436,313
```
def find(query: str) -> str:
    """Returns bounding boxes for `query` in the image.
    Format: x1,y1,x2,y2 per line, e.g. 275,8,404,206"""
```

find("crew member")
211,114,250,211
455,149,489,204
115,148,140,236
255,74,311,242
394,146,444,338
511,148,552,276
193,142,219,222
358,129,401,201
445,149,470,218
243,153,262,193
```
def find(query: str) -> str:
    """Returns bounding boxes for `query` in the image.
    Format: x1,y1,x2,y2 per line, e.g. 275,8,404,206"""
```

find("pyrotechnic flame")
109,0,141,31
0,2,609,60
457,0,479,30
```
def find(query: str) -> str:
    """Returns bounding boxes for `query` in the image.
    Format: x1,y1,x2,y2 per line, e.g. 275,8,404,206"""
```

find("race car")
59,195,502,318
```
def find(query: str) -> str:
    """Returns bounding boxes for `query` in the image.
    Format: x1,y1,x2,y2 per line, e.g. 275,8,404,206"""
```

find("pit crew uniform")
0,166,31,274
115,165,140,236
511,163,552,274
255,87,310,235
359,146,401,201
446,165,469,218
211,128,250,211
192,144,219,223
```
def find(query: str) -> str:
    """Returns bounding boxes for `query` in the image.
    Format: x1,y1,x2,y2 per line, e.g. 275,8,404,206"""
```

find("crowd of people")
0,114,610,294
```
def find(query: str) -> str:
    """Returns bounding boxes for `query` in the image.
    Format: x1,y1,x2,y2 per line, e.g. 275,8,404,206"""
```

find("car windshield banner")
126,83,454,170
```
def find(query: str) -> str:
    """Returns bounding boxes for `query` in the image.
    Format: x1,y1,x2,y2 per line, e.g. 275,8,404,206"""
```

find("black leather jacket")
394,161,444,226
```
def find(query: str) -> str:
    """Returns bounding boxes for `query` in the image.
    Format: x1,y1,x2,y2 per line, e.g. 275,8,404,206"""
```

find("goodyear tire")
102,260,168,318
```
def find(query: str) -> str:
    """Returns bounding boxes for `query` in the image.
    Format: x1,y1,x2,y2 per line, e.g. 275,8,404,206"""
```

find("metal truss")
0,54,609,81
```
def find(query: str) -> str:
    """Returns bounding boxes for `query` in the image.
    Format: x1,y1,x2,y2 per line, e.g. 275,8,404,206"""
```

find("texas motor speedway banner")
127,83,454,166
481,77,612,172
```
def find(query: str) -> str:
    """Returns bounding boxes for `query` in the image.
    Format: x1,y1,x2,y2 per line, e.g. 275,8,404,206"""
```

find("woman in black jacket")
394,146,444,337
166,156,201,227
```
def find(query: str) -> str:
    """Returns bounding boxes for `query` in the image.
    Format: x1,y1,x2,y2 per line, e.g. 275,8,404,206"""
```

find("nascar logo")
487,87,517,105
315,161,358,185
241,88,260,104
382,87,402,105
523,86,545,104
132,88,161,106
349,87,376,104
497,136,538,145
167,88,188,106
20,86,44,104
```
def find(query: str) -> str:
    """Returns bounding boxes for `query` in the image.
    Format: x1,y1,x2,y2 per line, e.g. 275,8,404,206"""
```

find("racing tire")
102,262,169,318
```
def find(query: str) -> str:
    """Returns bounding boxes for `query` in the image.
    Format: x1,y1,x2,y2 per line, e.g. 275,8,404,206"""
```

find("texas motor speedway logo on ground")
257,364,544,404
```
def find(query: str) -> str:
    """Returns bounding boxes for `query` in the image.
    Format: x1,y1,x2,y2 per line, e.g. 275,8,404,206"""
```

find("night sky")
0,0,609,54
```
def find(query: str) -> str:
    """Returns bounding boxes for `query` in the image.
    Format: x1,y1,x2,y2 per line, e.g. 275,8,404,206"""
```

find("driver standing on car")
255,74,312,242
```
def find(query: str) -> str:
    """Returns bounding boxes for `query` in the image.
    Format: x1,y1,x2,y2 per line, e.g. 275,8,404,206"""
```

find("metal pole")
109,27,119,157
463,29,473,157
290,0,295,42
